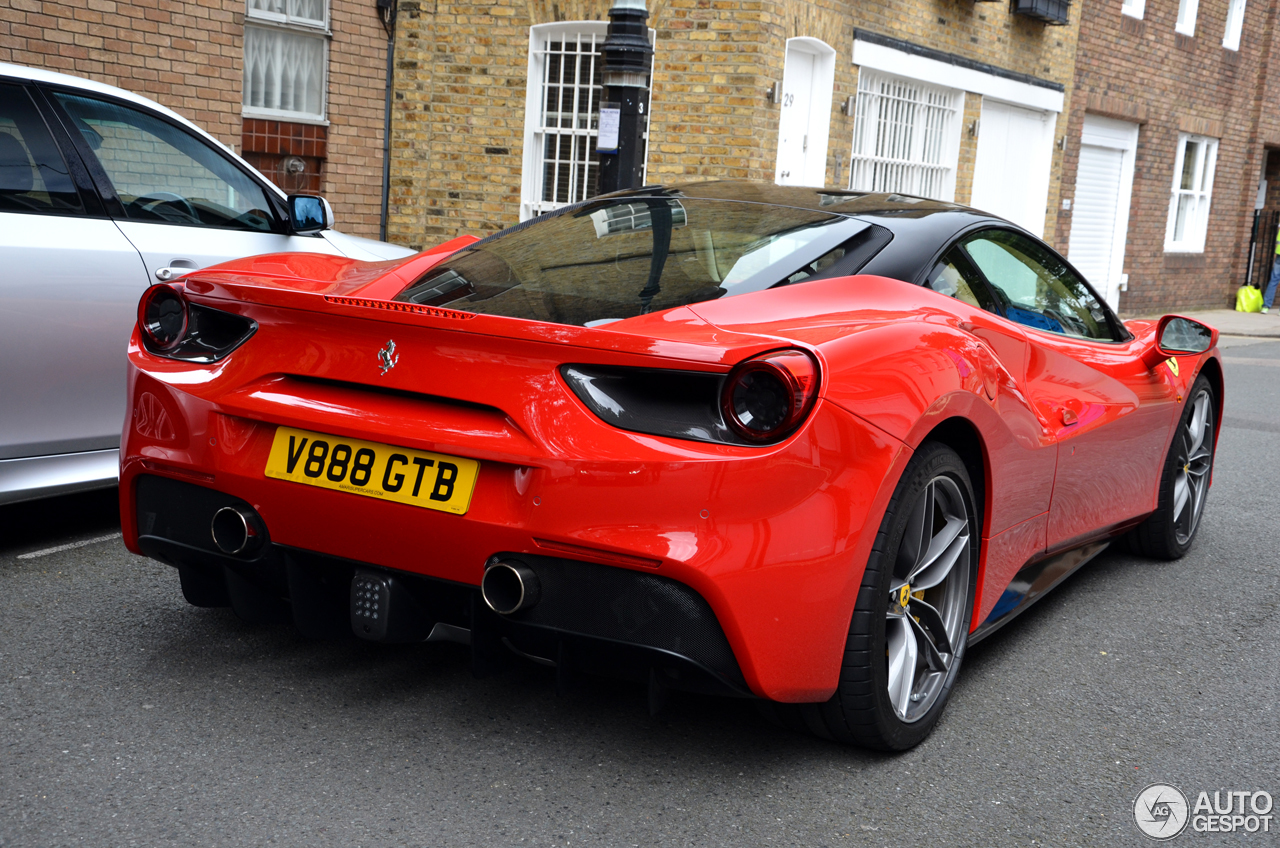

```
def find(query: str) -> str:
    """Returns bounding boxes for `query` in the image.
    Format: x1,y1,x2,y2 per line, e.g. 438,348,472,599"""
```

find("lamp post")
595,0,652,195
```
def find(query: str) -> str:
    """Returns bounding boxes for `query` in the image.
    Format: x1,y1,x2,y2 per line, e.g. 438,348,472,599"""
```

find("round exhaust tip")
211,505,264,556
481,561,541,615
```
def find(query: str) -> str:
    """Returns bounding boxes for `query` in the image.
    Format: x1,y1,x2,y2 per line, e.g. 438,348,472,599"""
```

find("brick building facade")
8,0,1276,312
0,0,392,238
386,0,1083,253
1053,0,1280,313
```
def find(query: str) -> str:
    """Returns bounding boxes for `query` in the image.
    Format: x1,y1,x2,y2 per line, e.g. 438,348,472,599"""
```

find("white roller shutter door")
1067,116,1139,309
1068,145,1123,301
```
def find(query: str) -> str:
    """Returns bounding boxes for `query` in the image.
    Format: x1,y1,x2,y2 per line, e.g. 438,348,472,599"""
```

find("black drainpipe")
377,0,397,241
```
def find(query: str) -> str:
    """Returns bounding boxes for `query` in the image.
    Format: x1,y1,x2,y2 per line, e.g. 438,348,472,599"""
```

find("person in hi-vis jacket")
1265,225,1280,313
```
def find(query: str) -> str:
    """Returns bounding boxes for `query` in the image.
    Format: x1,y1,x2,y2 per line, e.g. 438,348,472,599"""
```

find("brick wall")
241,119,327,194
1055,0,1280,313
386,0,535,248
323,0,393,236
768,0,1081,242
387,0,1081,251
0,0,390,239
0,0,244,144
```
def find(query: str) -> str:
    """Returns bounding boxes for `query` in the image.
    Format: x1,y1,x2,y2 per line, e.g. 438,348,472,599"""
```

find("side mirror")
287,194,334,234
1140,315,1218,369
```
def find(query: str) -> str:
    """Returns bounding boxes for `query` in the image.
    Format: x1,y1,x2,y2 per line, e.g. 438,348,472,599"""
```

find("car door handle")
957,320,977,333
155,259,199,282
1060,407,1078,426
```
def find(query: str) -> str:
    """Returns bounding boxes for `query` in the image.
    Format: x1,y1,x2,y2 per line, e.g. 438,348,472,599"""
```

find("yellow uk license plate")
263,426,480,515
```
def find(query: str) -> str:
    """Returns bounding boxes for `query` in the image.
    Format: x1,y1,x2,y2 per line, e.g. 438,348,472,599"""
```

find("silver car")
0,63,415,505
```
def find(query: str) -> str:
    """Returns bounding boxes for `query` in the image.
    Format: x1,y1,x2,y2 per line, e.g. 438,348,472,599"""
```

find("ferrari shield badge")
378,339,399,375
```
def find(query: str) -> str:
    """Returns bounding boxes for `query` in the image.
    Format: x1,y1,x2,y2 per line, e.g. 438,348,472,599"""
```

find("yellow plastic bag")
1237,285,1263,312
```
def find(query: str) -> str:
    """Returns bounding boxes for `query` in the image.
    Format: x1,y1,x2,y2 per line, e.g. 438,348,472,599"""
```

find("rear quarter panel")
693,274,1061,631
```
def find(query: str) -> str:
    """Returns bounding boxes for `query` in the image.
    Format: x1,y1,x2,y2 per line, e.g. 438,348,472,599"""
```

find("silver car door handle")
155,259,199,282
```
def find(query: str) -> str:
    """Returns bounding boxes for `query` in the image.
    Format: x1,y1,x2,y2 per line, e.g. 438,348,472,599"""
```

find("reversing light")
138,284,188,351
720,350,819,443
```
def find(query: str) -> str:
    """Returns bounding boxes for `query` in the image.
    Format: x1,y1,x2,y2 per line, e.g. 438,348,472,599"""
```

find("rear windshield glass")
395,197,890,327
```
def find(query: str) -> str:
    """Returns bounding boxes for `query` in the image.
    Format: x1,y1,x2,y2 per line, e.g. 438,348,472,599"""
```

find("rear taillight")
136,284,256,362
138,284,188,351
561,348,819,447
720,350,819,443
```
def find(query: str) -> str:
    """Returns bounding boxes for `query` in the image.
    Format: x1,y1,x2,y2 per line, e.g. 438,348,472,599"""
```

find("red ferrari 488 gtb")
120,182,1222,749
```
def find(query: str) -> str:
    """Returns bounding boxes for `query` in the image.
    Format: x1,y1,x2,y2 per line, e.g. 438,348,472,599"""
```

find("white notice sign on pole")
597,107,621,153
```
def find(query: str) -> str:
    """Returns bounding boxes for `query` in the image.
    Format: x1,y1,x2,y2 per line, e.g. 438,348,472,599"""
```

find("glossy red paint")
120,249,1221,703
976,512,1048,629
1024,326,1180,552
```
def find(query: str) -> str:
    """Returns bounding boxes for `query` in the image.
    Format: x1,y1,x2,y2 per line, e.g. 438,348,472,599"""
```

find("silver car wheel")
1172,387,1214,546
885,474,972,723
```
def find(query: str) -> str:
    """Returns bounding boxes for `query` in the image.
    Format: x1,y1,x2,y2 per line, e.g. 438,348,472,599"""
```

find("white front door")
1067,116,1139,309
970,99,1056,236
775,40,834,187
776,51,814,186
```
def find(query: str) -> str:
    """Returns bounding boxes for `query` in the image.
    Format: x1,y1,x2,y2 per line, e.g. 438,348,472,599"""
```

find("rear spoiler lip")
355,234,482,301
175,235,814,368
180,234,480,303
179,280,789,369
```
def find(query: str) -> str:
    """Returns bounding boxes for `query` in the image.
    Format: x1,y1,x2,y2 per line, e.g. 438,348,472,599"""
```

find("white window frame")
243,0,330,124
1164,133,1218,253
519,23,654,222
1223,0,1247,49
246,0,327,30
1176,0,1199,35
847,68,963,202
1122,0,1145,19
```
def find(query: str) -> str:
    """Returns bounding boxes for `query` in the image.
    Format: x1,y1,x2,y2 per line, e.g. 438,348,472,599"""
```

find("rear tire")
764,442,978,750
1126,375,1216,560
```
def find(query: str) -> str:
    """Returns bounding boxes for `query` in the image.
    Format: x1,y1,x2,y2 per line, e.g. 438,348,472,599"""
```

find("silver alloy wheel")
885,474,972,723
1173,387,1214,546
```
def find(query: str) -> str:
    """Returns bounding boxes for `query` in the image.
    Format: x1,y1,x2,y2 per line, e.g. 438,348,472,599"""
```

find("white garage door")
970,99,1055,237
1067,116,1139,309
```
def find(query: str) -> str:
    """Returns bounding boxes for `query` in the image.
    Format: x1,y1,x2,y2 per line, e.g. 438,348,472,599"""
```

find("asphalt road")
2,336,1279,847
